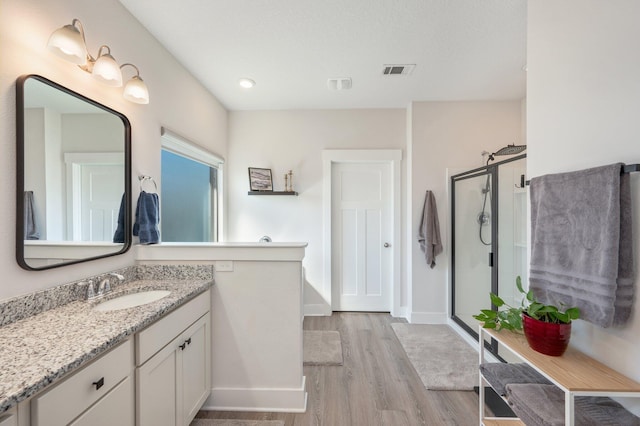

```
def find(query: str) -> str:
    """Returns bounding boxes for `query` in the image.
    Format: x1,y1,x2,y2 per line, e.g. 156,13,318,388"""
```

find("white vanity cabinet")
136,290,211,426
0,408,17,426
29,339,134,426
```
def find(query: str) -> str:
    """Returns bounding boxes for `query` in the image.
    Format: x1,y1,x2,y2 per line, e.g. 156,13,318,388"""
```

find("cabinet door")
180,314,211,425
70,376,134,426
137,343,178,426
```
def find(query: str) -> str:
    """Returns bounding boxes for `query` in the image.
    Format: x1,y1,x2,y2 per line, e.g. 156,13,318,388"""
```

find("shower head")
493,144,527,156
487,144,526,163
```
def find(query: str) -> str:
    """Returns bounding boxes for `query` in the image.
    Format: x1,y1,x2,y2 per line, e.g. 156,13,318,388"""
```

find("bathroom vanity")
0,267,212,426
136,242,309,413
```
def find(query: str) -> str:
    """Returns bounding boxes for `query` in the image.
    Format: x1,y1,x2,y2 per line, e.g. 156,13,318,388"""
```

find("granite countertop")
0,278,212,413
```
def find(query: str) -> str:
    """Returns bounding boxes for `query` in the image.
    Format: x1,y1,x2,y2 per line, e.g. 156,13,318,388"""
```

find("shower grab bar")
524,163,639,186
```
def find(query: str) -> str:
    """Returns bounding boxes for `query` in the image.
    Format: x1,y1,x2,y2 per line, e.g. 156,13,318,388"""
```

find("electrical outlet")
215,260,234,272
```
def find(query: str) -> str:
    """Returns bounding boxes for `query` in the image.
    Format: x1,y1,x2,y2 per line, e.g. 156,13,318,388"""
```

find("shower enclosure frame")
450,153,526,357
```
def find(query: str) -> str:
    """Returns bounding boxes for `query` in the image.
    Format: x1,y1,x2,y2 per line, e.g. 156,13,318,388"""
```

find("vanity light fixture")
238,78,256,89
47,18,149,104
121,63,149,104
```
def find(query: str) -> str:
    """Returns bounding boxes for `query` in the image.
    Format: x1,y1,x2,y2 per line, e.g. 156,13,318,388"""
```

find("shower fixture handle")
384,243,390,248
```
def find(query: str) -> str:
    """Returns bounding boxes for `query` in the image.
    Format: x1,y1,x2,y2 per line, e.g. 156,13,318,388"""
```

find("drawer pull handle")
92,377,104,390
179,342,187,350
186,338,192,346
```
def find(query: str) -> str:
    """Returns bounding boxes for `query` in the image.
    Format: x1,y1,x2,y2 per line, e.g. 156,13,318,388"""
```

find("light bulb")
92,53,123,87
47,23,87,65
123,76,149,104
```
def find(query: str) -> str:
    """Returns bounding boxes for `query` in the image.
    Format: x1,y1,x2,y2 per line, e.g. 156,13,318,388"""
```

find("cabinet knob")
179,342,187,350
92,377,104,390
384,242,390,248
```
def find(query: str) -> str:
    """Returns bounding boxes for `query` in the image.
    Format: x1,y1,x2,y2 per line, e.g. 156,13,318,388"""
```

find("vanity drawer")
0,412,16,426
136,290,210,365
31,339,133,426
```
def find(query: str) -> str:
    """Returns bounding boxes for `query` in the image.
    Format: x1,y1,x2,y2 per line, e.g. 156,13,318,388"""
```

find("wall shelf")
248,191,298,196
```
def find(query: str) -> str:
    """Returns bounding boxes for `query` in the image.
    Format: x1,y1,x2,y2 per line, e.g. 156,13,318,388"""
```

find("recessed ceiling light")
239,78,255,89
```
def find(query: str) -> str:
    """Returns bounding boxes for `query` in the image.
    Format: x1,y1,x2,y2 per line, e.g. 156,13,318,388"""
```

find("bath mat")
303,330,343,366
191,419,284,426
391,323,477,391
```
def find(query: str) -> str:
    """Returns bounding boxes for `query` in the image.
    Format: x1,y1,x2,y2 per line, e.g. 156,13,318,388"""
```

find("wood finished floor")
196,313,480,426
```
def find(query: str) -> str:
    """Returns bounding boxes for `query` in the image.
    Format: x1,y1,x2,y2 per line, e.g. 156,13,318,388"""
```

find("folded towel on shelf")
23,191,40,240
505,383,640,426
418,190,442,268
113,193,126,243
529,163,634,328
133,191,160,244
480,362,551,396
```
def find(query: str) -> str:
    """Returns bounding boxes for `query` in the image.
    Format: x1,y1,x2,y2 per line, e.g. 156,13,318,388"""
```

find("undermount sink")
93,290,171,312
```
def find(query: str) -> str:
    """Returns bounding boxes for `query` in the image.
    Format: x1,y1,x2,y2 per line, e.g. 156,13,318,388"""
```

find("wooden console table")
479,326,640,425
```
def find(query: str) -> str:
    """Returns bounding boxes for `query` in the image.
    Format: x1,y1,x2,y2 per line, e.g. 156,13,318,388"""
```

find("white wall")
408,101,523,323
528,0,640,392
0,0,227,300
226,109,406,312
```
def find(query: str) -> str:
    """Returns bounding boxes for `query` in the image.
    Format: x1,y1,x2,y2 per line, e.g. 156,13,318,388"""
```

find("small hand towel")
133,191,160,244
418,190,443,268
529,163,634,328
23,191,40,240
113,193,126,243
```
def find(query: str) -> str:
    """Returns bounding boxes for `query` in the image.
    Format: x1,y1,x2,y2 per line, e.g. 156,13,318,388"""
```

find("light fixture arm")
120,63,141,77
70,19,99,70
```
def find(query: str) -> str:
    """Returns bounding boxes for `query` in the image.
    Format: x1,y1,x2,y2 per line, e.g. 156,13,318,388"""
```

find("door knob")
384,243,390,248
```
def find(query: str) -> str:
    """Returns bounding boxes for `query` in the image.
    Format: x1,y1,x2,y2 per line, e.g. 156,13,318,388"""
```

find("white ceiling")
118,0,527,111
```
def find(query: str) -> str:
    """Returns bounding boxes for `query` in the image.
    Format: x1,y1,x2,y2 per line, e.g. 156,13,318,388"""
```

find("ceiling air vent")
382,64,416,76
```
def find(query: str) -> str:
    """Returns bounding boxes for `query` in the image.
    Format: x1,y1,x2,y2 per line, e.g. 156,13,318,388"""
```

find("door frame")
322,149,402,317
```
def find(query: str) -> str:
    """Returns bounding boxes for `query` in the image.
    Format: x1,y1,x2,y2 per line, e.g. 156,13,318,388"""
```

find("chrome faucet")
84,279,96,300
97,277,111,297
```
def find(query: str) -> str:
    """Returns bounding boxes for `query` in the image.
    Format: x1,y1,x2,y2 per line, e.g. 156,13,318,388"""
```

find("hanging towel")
529,163,634,328
113,193,126,243
418,190,442,268
23,191,40,240
133,191,160,244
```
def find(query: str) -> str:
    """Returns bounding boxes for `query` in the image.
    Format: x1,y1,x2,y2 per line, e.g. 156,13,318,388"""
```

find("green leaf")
480,309,497,318
516,276,525,294
483,322,497,329
490,293,505,307
526,290,534,302
565,307,580,320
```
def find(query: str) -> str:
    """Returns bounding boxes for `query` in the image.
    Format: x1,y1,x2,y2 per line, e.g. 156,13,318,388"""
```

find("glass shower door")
451,169,495,339
451,154,527,358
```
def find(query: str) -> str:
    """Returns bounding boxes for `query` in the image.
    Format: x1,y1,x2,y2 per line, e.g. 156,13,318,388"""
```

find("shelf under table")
483,328,640,393
482,419,525,426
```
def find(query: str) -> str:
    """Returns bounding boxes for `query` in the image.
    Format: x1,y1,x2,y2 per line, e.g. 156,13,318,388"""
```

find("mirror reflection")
17,75,131,270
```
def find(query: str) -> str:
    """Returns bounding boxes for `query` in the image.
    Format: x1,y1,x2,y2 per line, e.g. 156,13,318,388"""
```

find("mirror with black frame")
16,74,131,270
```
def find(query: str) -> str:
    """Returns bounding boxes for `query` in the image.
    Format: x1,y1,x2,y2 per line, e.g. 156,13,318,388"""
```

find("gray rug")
391,323,477,391
303,330,343,366
191,419,284,426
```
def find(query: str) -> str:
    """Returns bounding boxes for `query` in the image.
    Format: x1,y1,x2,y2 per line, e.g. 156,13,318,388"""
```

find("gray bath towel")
505,383,640,426
480,362,551,396
23,191,40,240
418,190,442,268
529,163,634,328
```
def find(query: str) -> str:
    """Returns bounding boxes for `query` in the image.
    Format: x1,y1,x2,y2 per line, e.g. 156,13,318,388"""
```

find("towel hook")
138,175,157,193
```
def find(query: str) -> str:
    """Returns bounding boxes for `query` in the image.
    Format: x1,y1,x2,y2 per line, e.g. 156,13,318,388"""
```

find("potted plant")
473,276,580,356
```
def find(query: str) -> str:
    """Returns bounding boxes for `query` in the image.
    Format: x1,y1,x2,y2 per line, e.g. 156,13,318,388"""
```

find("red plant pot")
522,313,572,356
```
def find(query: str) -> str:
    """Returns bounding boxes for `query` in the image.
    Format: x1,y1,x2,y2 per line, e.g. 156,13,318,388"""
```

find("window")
160,128,223,242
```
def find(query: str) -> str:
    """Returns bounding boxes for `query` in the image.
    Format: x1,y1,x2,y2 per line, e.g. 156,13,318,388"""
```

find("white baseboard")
304,303,332,316
202,377,307,413
409,311,448,324
391,305,410,320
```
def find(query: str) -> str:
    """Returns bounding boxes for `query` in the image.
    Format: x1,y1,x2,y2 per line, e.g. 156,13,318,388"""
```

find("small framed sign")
248,167,273,191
